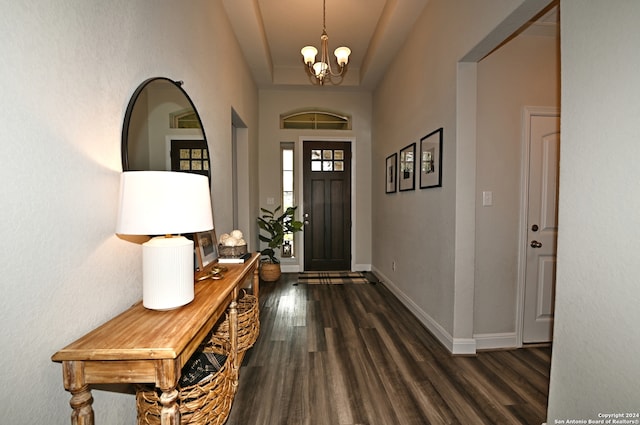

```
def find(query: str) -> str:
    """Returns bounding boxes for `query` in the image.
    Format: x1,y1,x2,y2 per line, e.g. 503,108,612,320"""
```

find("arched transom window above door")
280,109,351,130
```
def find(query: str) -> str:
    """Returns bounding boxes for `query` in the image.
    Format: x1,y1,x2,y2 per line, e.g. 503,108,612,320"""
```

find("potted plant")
257,205,304,281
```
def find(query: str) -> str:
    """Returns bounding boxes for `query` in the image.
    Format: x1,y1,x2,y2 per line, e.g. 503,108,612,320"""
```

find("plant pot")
260,263,281,282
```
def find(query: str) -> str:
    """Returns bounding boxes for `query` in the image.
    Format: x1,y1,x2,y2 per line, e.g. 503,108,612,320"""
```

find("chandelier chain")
323,0,326,32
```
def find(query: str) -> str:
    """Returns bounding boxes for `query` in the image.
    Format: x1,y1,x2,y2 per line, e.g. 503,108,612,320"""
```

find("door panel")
170,139,209,177
303,141,351,271
523,114,560,343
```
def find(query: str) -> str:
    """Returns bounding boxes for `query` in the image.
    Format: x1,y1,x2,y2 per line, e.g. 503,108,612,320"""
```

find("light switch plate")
482,191,493,206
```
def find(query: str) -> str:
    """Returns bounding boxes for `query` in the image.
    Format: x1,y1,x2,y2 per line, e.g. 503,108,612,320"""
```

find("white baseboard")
354,263,372,271
474,332,518,350
452,338,477,355
373,267,476,355
280,264,301,273
282,264,372,273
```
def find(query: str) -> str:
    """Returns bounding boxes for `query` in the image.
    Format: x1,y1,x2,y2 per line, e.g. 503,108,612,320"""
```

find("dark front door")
170,139,209,177
303,141,352,271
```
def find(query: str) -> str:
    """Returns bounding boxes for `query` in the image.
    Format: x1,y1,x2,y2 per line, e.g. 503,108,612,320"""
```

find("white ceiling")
222,0,558,91
223,0,430,90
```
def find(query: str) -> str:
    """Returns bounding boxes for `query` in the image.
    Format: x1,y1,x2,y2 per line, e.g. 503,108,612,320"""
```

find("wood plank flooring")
226,273,550,425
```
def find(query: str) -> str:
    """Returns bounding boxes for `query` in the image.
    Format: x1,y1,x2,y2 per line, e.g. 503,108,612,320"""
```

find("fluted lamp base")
142,235,194,310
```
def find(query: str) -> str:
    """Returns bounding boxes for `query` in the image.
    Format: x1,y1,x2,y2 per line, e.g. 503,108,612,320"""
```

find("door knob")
530,240,542,248
304,220,310,225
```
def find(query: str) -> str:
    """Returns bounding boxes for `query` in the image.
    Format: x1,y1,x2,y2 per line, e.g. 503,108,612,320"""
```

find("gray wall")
0,1,258,423
547,0,640,419
371,0,528,353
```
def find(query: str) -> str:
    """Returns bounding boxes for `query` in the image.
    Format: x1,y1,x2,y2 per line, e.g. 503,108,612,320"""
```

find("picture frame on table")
419,128,443,189
194,229,218,270
385,153,397,194
399,142,416,192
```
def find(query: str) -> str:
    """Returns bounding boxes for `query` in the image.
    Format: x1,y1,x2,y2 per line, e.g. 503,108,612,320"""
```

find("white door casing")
518,107,560,344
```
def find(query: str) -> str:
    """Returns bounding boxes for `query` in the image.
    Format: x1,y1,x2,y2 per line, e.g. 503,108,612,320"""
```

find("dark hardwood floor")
226,273,551,425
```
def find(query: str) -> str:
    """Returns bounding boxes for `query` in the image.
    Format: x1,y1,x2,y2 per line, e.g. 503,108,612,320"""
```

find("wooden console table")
52,253,260,425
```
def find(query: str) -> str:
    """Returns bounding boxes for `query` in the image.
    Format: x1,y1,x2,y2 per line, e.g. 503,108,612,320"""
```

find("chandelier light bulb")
301,46,318,65
334,47,351,67
313,61,328,77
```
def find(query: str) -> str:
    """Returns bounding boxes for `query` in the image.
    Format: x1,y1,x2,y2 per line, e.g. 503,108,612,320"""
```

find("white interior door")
522,111,560,343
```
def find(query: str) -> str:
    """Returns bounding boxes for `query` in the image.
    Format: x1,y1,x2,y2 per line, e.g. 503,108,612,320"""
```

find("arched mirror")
121,77,210,181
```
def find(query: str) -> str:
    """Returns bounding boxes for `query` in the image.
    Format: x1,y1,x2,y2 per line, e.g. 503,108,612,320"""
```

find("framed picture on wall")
399,143,416,191
419,128,443,189
385,153,397,193
194,229,218,270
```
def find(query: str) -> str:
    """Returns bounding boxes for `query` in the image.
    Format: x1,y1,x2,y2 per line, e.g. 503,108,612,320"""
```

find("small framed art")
419,128,443,189
399,143,416,191
385,153,397,193
194,229,218,270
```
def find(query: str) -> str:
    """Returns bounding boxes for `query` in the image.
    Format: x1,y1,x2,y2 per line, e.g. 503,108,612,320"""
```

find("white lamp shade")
116,171,213,236
301,46,318,65
334,46,351,66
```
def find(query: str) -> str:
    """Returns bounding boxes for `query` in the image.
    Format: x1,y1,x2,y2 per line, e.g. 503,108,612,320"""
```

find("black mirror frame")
121,77,210,183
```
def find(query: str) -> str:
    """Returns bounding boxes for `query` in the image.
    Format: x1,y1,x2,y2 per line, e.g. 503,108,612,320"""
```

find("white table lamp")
116,171,213,310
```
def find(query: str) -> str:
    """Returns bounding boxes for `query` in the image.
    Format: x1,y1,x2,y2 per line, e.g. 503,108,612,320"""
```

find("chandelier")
300,0,351,85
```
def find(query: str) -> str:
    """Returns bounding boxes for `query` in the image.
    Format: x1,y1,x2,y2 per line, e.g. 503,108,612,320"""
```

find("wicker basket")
136,293,258,425
259,263,281,282
217,244,247,258
206,292,259,355
136,347,236,425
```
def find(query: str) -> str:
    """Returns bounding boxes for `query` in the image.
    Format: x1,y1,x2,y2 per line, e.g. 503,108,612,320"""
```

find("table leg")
252,264,260,299
62,361,94,425
159,388,180,425
69,386,94,425
155,359,181,425
229,299,239,375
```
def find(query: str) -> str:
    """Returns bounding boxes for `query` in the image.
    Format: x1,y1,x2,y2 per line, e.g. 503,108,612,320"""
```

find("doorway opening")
231,108,250,243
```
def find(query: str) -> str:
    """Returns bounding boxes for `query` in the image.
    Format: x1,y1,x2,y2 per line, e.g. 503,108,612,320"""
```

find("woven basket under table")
206,291,259,355
136,292,258,425
136,346,236,425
